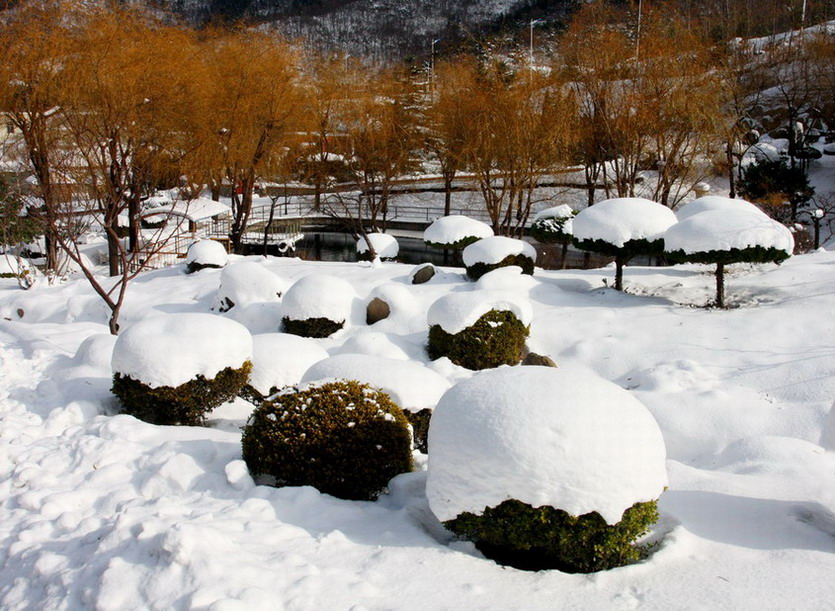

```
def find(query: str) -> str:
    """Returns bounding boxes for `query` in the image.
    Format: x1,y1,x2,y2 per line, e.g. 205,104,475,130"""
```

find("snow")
279,274,358,323
572,197,678,247
337,331,415,361
461,235,537,267
676,195,769,221
301,354,451,411
665,209,795,255
213,260,289,311
2,244,835,609
248,333,329,395
356,233,399,259
185,239,228,268
426,289,533,335
821,401,835,451
533,204,574,221
426,366,667,524
423,214,493,246
110,313,253,388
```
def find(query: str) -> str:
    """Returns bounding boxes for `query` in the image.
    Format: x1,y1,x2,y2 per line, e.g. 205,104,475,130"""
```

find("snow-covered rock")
213,261,289,312
357,233,399,259
427,290,533,335
301,353,451,411
426,366,668,525
676,196,768,221
665,209,794,255
111,313,253,388
573,198,677,247
186,240,228,270
338,331,413,361
280,274,358,324
462,236,537,267
424,215,493,247
248,333,330,396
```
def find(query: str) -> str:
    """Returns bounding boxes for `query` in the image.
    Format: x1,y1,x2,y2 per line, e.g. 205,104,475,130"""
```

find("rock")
522,352,558,368
366,297,391,325
411,263,436,284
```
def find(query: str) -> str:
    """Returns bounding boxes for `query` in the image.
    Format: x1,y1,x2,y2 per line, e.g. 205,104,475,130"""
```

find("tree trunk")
614,254,624,291
715,262,725,308
561,242,569,270
726,142,736,199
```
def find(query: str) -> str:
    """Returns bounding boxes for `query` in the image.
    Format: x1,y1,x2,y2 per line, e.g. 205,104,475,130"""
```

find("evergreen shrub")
241,380,413,501
282,315,344,338
428,309,529,370
112,361,252,426
465,254,535,281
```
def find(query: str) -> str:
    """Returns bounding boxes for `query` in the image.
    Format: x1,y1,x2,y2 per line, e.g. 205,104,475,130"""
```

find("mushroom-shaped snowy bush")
357,232,399,261
665,209,793,307
240,333,329,403
676,195,768,221
573,198,677,291
213,261,290,313
423,215,494,251
427,290,532,370
427,366,667,572
281,274,358,338
302,353,452,452
529,205,576,269
462,236,537,280
185,240,228,273
111,313,253,425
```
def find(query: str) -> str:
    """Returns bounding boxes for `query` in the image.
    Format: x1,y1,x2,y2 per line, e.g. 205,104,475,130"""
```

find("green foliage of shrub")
428,309,529,370
241,380,414,501
404,407,432,454
112,361,252,426
665,244,791,266
572,236,663,259
465,254,535,281
426,236,483,251
445,498,659,573
738,158,814,221
186,261,224,274
529,215,574,245
282,316,344,338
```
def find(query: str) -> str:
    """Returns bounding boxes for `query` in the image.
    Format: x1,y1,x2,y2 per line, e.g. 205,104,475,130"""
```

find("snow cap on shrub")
462,236,536,268
675,195,768,221
248,333,329,396
426,366,667,525
427,289,532,335
281,274,358,323
664,209,794,255
424,215,493,248
112,313,253,388
572,197,677,248
185,240,228,272
357,233,399,260
213,260,290,312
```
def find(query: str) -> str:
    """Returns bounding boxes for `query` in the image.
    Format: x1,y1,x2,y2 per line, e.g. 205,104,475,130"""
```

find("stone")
411,263,436,285
522,352,558,368
366,297,391,325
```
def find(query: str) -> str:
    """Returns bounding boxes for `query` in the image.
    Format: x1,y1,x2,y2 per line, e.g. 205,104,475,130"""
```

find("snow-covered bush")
241,380,413,500
427,291,532,370
213,261,289,313
185,240,228,274
665,209,794,307
529,205,576,269
424,215,493,251
462,236,537,281
675,195,768,221
357,233,399,261
427,366,667,572
111,314,253,426
239,333,329,403
572,198,677,291
281,274,357,338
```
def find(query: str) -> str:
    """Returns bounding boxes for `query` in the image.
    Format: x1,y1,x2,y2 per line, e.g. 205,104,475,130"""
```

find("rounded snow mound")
427,289,533,335
248,333,329,395
426,366,668,525
820,401,835,452
424,215,493,246
281,274,358,323
186,240,228,268
475,266,539,291
462,236,537,267
534,204,574,222
301,353,451,411
0,256,32,276
665,209,794,255
676,196,767,221
338,331,413,361
214,261,289,312
357,233,399,259
573,198,677,248
112,313,253,389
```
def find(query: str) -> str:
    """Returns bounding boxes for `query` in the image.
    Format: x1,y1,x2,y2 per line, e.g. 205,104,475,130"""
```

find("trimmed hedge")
404,407,432,454
282,316,344,338
112,361,252,426
465,254,535,281
428,309,529,370
445,498,659,573
241,380,413,501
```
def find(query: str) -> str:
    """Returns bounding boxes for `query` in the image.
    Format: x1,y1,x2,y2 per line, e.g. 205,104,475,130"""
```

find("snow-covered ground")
1,242,834,609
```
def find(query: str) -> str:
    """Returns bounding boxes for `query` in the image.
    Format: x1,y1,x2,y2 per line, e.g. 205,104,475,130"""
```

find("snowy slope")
1,250,834,609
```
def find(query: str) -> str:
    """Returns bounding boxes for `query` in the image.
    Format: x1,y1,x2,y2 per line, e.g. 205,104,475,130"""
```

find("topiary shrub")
404,408,432,454
241,380,413,501
112,361,252,426
428,309,528,370
465,253,535,281
444,499,658,573
282,316,344,338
